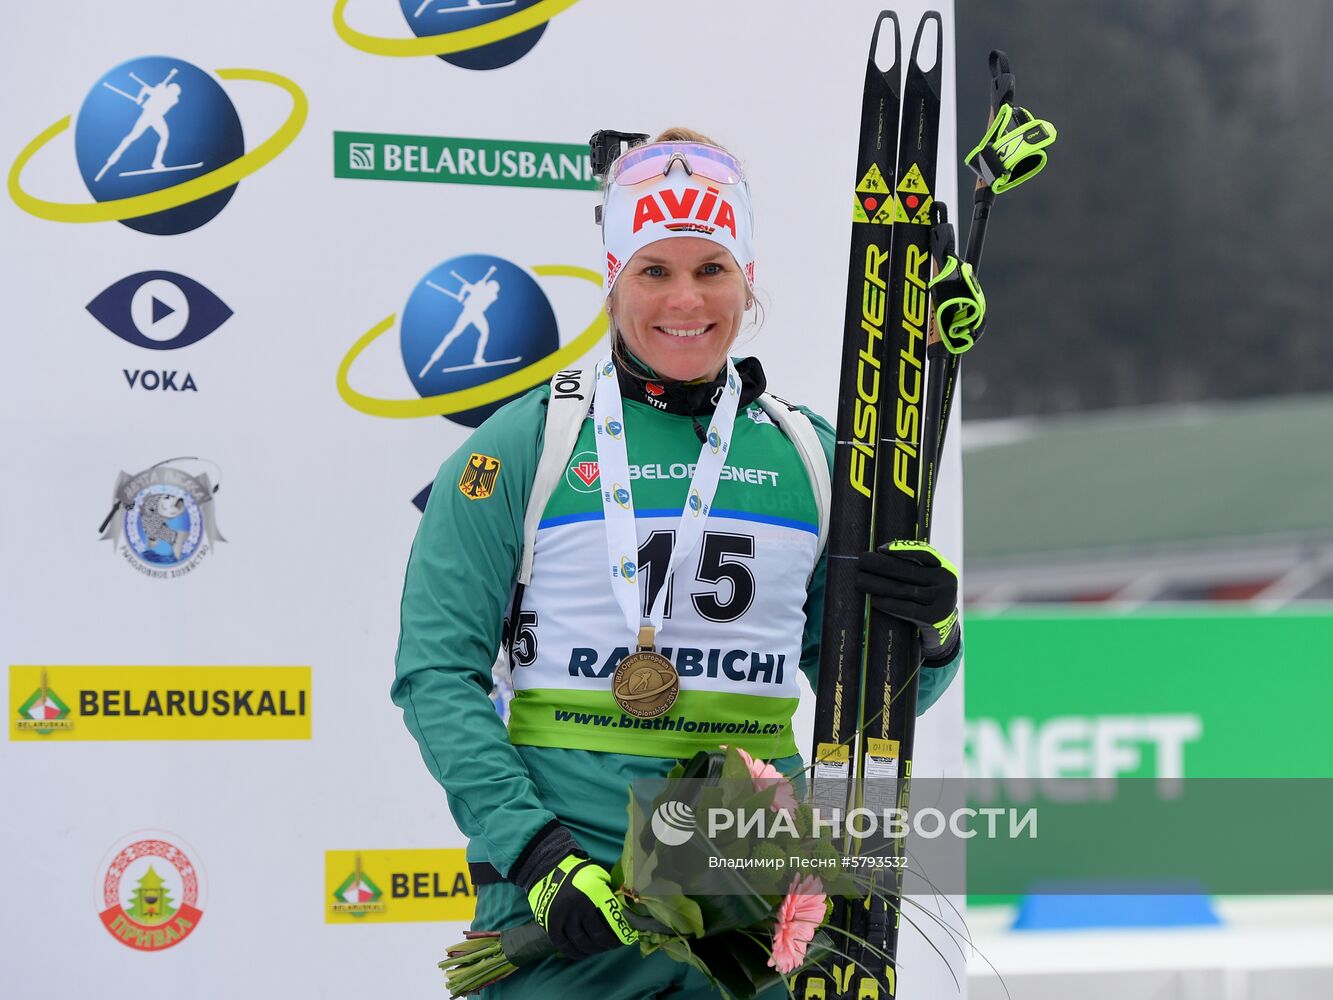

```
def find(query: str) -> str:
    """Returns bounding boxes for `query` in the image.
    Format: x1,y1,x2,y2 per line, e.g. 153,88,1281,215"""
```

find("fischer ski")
795,11,902,1000
846,11,944,998
803,13,1056,999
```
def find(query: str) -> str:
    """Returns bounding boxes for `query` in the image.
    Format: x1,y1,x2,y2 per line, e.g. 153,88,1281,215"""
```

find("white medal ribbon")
593,354,742,647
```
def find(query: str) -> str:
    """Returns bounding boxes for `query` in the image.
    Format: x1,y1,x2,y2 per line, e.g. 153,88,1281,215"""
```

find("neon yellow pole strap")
928,255,986,355
965,103,1057,194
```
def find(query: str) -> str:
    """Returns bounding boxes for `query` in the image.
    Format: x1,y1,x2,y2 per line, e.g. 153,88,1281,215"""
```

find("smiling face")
609,237,750,382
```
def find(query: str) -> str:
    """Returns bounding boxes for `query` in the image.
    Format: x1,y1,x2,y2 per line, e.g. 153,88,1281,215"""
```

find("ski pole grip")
989,49,1016,110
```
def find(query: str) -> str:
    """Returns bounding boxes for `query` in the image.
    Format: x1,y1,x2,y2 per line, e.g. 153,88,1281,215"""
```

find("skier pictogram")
417,266,521,377
414,0,518,18
94,68,204,183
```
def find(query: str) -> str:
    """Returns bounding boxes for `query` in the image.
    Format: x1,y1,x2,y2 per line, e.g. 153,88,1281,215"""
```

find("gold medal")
612,627,680,719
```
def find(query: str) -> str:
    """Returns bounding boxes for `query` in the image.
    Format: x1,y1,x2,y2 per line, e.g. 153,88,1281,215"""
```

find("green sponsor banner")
333,131,597,190
964,610,1333,779
963,611,1333,900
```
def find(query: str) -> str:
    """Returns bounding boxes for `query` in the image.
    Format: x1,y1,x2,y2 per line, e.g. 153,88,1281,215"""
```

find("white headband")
601,169,755,293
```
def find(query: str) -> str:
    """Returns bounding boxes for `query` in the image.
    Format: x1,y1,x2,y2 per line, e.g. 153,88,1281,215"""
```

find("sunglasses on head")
610,141,745,187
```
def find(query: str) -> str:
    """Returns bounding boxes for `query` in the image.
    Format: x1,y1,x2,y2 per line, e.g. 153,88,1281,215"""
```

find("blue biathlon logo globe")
74,56,244,235
400,254,558,427
397,0,552,69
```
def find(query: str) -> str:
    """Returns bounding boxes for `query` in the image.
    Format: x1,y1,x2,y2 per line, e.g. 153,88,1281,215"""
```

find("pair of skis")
800,10,1053,999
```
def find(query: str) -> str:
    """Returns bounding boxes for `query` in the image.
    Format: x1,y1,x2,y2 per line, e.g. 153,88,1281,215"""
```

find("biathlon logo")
619,557,636,581
603,417,623,439
15,669,73,734
610,484,631,509
337,253,606,429
99,459,224,577
707,425,723,454
688,489,703,516
9,56,305,236
566,451,600,492
331,854,386,917
334,0,582,70
97,831,206,951
651,800,697,847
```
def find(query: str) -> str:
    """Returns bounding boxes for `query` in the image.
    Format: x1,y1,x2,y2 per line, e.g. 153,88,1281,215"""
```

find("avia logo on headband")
632,186,737,238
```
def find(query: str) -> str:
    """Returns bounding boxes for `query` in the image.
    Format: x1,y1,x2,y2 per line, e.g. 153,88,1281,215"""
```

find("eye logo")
88,271,231,350
338,253,607,429
10,56,305,236
334,0,582,70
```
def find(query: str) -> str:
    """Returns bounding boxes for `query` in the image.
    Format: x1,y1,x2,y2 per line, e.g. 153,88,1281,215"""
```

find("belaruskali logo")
334,0,583,69
337,253,606,428
10,56,304,235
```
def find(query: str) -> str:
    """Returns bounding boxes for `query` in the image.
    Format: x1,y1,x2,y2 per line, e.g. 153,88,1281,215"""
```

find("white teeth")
659,326,709,338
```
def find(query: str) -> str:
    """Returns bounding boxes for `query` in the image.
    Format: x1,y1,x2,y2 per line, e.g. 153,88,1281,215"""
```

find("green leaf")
637,888,705,938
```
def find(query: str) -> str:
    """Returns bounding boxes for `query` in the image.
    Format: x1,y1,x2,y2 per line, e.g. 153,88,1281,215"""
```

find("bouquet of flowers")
440,746,844,999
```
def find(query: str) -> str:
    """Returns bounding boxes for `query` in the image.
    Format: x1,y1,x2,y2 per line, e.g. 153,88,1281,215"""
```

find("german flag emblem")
457,453,501,500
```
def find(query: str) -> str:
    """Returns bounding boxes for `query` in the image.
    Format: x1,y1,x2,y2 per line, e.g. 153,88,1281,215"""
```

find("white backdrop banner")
0,1,963,996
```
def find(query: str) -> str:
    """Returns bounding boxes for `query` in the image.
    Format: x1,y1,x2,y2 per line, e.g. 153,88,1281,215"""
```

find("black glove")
855,540,961,664
511,822,637,959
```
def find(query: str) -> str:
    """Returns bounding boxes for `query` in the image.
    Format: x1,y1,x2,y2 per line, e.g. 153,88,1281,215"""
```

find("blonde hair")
650,126,726,146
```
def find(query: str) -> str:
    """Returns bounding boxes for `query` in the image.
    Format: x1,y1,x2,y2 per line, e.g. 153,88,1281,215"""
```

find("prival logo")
633,186,737,238
97,831,206,951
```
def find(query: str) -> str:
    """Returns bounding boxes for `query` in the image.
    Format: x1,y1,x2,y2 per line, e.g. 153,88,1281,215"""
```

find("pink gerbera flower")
769,874,827,974
727,745,799,815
